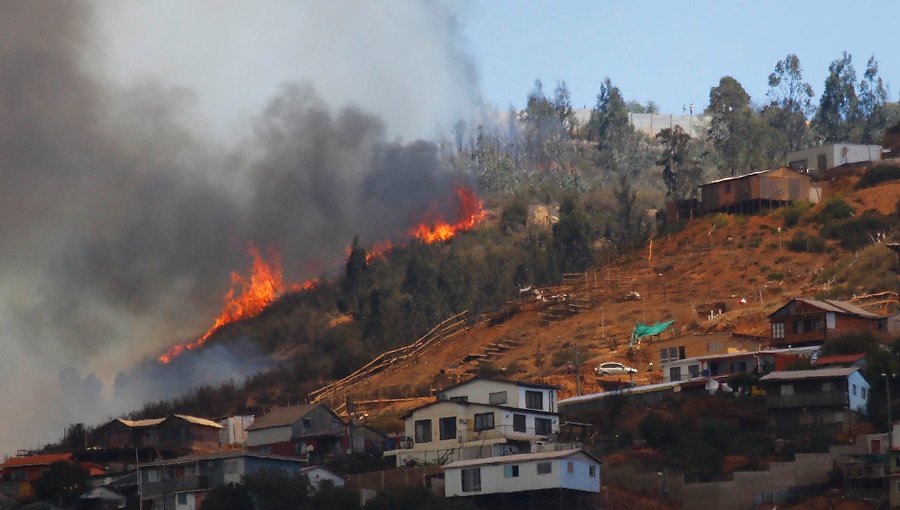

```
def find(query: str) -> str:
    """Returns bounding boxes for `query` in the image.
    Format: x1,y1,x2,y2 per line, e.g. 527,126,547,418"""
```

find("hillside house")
698,167,813,214
385,378,563,467
94,414,223,453
137,451,304,510
768,298,884,347
443,448,600,498
759,366,869,433
650,332,765,377
0,453,104,502
661,346,818,383
787,144,882,173
436,377,559,413
245,403,381,461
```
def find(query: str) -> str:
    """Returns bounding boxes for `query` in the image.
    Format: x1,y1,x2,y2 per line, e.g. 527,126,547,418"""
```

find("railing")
765,393,847,409
396,424,560,449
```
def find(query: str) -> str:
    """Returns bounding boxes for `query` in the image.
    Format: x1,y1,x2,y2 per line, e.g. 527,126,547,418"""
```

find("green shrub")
820,211,890,250
787,233,826,253
855,164,900,189
778,202,811,227
814,197,855,222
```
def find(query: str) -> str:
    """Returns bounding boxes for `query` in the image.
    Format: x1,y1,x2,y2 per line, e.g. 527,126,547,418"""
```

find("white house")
384,378,563,467
787,143,882,173
437,377,559,413
443,449,601,498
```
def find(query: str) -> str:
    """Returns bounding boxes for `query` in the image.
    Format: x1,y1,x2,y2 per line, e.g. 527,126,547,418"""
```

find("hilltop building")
759,366,870,433
787,143,882,173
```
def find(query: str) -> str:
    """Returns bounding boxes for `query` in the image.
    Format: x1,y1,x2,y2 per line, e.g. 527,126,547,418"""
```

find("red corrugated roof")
814,353,866,365
0,452,73,469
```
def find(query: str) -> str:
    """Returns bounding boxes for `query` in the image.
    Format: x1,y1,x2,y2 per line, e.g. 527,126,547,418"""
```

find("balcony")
765,392,847,409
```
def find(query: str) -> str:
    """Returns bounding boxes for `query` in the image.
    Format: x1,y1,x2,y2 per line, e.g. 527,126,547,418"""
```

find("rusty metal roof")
759,366,861,382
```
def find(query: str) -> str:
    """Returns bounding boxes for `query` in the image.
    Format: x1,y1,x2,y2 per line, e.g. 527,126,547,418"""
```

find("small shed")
699,167,812,214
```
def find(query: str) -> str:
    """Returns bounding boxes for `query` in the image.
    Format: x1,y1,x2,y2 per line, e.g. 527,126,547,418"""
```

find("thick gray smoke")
0,1,479,456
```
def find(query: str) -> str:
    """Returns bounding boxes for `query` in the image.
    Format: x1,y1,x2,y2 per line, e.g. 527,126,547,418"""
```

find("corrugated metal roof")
700,170,769,186
0,452,73,469
437,377,561,395
769,298,882,319
245,403,323,431
443,448,599,469
759,366,860,382
139,450,302,467
171,414,224,428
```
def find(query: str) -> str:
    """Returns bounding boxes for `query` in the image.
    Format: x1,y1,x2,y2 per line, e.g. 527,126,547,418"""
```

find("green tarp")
631,320,676,341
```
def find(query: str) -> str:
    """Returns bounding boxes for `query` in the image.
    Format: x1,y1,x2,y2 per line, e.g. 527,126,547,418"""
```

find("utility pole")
883,372,894,453
575,337,581,396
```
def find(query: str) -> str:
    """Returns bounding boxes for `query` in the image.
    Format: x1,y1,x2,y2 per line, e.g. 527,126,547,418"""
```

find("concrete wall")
787,144,882,172
607,439,875,510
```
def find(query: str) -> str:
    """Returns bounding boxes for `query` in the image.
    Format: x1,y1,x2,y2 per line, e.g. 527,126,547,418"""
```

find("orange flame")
159,245,306,364
411,186,486,243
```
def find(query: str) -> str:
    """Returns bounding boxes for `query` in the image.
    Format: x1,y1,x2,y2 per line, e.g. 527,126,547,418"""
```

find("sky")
461,0,900,114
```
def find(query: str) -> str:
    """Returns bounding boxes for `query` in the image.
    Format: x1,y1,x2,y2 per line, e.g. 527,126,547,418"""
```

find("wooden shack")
699,167,811,214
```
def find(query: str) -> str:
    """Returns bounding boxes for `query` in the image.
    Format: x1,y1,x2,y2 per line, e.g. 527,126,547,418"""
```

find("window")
223,460,237,474
660,346,683,365
474,412,495,431
781,384,794,395
862,387,868,399
589,465,597,477
415,419,432,443
678,346,686,360
439,417,457,441
822,382,835,392
177,493,187,505
302,418,312,429
513,414,526,433
185,464,197,475
461,468,481,492
503,465,519,478
525,390,543,410
449,396,468,403
852,384,858,396
707,342,724,353
535,418,552,436
147,469,160,483
537,462,552,475
772,322,785,339
731,361,747,373
489,391,508,405
669,366,681,381
567,461,574,473
688,365,700,379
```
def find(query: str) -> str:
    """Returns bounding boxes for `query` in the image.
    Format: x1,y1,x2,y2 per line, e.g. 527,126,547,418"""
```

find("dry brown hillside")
313,173,900,431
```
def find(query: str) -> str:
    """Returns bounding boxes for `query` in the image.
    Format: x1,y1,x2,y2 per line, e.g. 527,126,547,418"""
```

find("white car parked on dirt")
594,362,638,376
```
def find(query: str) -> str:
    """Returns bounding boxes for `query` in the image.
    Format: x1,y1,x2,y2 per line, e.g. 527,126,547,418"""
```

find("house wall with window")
443,450,600,497
769,298,883,347
389,400,561,467
649,333,760,371
786,144,881,173
438,379,558,413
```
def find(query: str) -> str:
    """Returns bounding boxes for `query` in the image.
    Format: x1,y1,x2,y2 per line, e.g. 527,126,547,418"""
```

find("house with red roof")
0,452,103,502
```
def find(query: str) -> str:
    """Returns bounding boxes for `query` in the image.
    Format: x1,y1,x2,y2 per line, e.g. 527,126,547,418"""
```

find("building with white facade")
384,378,563,467
443,448,600,498
787,144,882,173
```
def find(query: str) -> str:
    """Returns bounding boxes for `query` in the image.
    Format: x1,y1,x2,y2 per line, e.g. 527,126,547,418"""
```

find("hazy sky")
461,0,900,113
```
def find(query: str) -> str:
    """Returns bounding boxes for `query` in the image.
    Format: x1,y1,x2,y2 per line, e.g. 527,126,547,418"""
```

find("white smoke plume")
0,1,480,456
